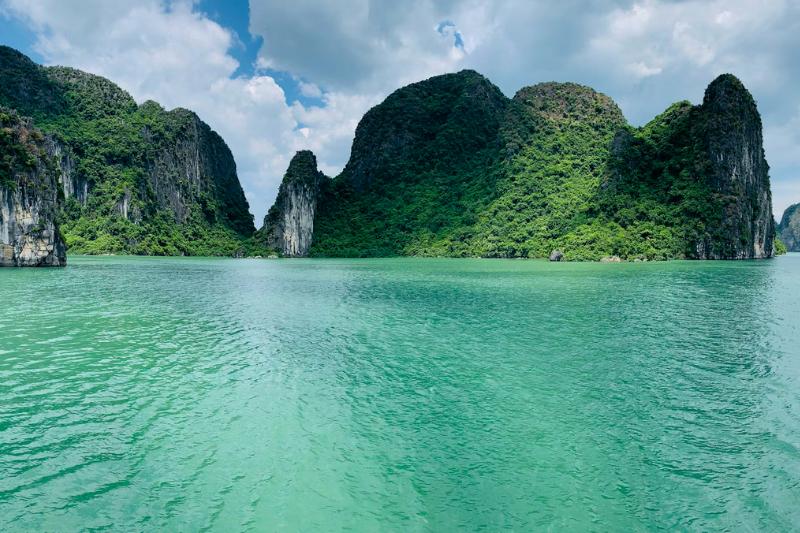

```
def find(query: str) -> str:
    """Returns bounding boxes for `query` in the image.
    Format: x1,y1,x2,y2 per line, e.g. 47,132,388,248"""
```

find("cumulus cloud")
764,104,800,219
576,0,800,215
0,0,306,221
290,91,382,176
248,0,472,93
2,0,799,220
3,0,238,107
298,81,322,99
579,0,796,119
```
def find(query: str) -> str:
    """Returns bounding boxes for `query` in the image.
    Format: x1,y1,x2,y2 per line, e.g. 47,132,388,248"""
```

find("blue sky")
0,8,36,57
199,0,322,108
1,0,798,223
200,0,259,77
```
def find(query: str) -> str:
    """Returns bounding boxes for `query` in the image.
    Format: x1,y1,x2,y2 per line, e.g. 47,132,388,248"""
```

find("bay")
1,255,799,531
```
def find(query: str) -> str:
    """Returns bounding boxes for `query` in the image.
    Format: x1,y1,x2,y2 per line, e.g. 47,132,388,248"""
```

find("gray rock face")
140,104,254,235
0,47,256,256
549,250,563,262
261,151,327,257
696,74,774,259
48,141,86,206
778,203,800,251
0,109,66,266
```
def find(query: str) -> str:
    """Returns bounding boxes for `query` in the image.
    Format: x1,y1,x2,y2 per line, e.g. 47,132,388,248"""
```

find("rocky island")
0,46,256,264
256,150,326,257
0,45,781,264
778,203,800,251
263,71,776,261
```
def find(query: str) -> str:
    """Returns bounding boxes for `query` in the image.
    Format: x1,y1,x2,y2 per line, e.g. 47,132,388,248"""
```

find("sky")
1,0,798,223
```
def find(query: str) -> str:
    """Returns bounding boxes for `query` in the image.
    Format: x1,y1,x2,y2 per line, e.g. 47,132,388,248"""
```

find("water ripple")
0,256,799,530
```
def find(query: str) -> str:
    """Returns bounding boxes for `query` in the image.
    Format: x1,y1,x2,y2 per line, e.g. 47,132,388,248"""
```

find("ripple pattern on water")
1,255,799,531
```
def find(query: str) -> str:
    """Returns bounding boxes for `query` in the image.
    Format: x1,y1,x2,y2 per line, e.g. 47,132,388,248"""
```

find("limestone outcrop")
695,74,774,258
778,203,800,251
0,108,66,266
260,151,327,257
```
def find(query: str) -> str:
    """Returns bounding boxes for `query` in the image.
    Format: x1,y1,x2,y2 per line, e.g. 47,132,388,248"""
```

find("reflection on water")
0,256,799,531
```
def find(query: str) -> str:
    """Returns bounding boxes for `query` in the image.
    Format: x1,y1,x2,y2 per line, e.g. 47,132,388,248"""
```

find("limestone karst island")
0,47,781,265
1,2,800,531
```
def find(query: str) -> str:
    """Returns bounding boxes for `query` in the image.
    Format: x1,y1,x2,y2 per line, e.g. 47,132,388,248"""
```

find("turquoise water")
1,255,799,531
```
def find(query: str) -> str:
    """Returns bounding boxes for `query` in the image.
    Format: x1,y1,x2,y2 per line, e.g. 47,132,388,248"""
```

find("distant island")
0,45,782,266
778,203,800,251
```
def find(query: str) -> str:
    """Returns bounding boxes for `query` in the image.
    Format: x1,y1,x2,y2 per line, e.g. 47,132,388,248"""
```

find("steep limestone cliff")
260,151,326,257
698,74,774,258
602,74,774,260
306,71,776,260
138,102,253,236
0,46,256,256
0,108,66,266
778,203,800,251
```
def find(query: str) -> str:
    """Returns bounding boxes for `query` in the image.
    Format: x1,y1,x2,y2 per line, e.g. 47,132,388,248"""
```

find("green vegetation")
0,46,264,257
310,70,508,257
449,82,630,260
2,46,777,260
590,101,721,260
306,71,776,260
311,76,712,259
0,107,41,188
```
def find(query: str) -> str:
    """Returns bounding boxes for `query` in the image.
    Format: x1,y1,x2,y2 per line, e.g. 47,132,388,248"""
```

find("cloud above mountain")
1,0,798,220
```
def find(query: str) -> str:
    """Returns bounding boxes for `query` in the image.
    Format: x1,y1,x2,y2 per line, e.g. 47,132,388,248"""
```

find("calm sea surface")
1,255,799,531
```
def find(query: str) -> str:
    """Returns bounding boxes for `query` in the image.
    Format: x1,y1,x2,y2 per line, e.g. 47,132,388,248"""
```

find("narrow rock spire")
260,150,327,257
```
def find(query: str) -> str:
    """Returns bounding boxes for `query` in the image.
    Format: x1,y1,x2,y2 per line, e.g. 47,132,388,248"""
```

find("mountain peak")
703,73,755,110
511,81,626,128
283,150,323,185
288,149,318,170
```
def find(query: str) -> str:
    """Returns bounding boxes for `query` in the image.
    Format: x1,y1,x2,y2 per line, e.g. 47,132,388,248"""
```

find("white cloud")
672,22,715,66
290,91,381,176
0,0,306,222
5,0,238,108
298,81,322,99
248,0,476,94
629,61,663,78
